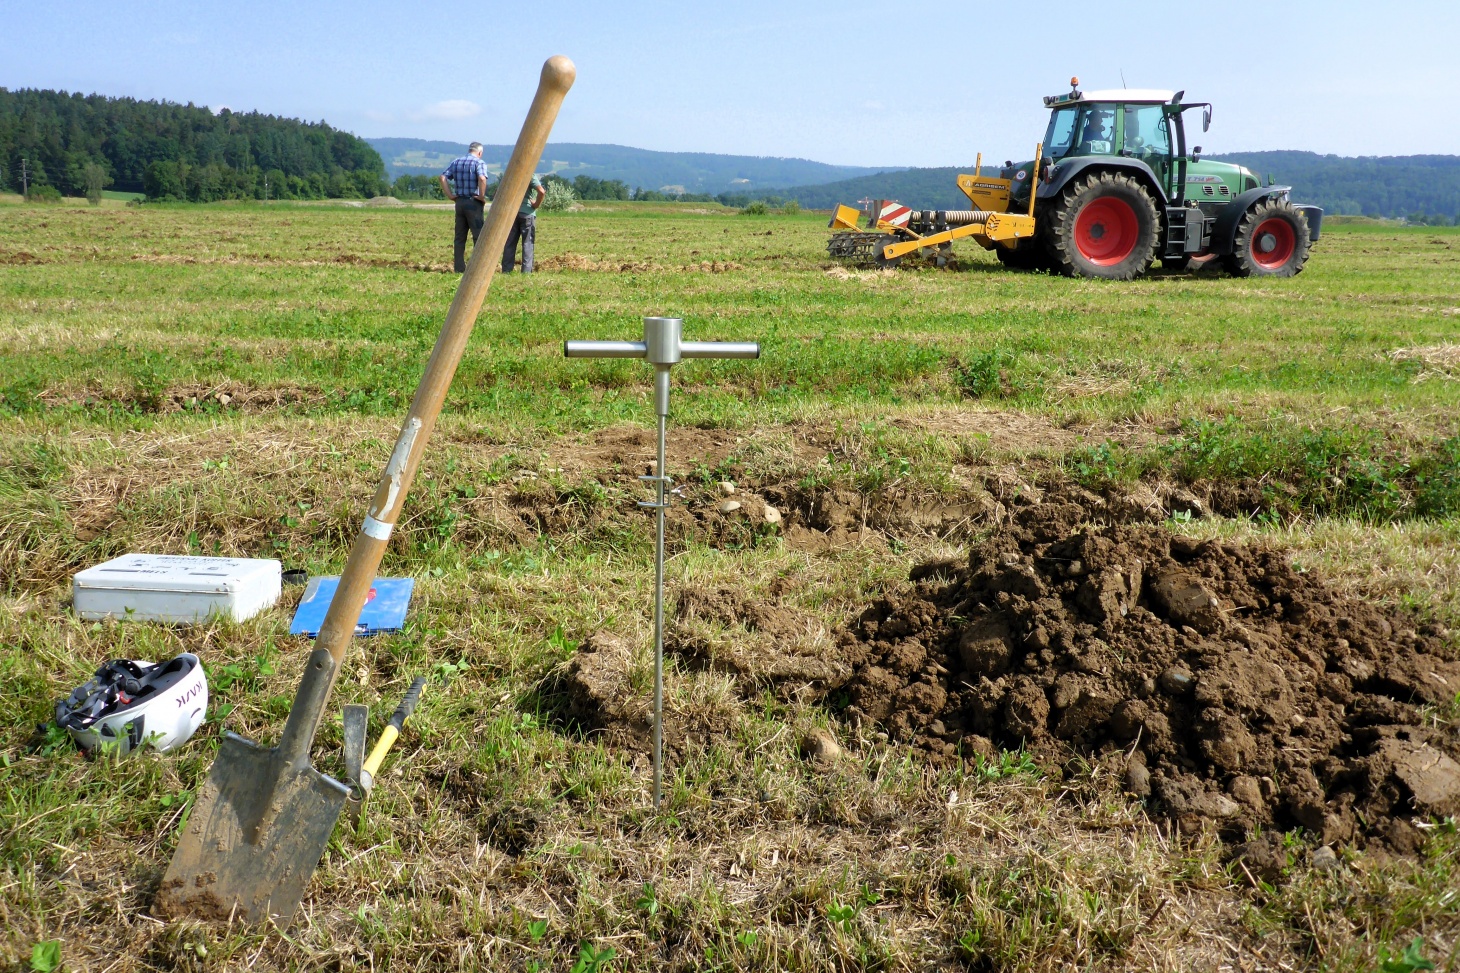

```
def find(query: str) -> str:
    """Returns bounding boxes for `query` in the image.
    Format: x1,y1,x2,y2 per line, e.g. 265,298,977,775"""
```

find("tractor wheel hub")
1072,195,1140,266
1257,232,1277,253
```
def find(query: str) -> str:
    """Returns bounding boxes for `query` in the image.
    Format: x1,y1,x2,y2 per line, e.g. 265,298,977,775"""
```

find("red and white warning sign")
874,200,911,227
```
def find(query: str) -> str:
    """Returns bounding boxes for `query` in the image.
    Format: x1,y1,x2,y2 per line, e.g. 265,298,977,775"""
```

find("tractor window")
1045,107,1080,157
1045,103,1118,159
1122,105,1171,159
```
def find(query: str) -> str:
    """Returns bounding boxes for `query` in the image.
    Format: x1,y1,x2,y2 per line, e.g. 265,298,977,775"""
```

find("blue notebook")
289,577,415,637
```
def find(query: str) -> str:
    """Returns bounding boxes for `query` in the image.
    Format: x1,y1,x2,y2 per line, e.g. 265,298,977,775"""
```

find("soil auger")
827,146,1042,269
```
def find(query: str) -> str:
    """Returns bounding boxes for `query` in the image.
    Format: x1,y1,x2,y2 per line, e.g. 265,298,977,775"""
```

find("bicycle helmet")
56,653,208,754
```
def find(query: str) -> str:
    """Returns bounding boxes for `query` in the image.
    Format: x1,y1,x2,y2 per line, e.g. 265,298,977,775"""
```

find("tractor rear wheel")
1222,198,1312,277
1045,172,1159,280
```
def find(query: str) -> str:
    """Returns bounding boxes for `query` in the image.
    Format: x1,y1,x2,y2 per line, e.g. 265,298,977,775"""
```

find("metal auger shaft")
565,317,759,808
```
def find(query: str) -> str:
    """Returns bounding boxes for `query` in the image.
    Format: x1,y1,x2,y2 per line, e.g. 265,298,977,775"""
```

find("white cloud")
364,109,395,123
410,99,482,122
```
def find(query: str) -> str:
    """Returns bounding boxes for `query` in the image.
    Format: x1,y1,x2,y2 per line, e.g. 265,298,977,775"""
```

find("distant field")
1,200,1456,426
366,138,898,191
1,202,1458,972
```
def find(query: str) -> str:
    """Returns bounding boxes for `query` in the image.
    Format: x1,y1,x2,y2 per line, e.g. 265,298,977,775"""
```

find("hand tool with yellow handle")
360,676,426,794
154,55,577,929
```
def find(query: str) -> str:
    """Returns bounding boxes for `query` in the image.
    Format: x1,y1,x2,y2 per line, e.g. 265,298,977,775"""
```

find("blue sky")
3,0,1457,166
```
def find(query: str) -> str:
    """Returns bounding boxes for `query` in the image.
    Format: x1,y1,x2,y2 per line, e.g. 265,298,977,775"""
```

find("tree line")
539,173,766,207
0,88,388,202
1214,152,1460,225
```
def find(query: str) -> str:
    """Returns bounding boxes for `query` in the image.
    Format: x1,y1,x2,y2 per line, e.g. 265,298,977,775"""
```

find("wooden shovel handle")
304,56,576,725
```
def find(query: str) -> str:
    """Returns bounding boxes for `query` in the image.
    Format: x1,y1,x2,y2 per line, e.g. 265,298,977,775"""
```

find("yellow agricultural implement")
826,145,1042,268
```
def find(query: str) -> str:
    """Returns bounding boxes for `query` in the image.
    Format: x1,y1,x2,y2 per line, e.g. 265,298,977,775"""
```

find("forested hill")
368,137,897,193
1210,152,1460,222
777,152,1460,223
0,88,387,201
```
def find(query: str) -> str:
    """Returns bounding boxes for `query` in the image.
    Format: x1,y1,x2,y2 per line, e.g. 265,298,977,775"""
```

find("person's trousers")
502,213,535,273
453,198,485,272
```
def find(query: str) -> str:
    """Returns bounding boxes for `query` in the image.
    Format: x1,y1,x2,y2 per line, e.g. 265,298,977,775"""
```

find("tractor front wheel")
1222,198,1312,277
1045,172,1159,280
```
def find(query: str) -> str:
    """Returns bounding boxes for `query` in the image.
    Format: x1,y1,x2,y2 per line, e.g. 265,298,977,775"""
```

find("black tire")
872,234,902,269
1160,255,1192,272
1221,198,1312,278
995,236,1051,272
1044,171,1160,280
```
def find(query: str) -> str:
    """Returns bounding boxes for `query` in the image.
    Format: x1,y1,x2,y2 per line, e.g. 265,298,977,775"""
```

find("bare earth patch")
536,252,743,273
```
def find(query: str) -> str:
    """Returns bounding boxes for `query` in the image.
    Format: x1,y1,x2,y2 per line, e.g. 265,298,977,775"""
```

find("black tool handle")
389,676,427,731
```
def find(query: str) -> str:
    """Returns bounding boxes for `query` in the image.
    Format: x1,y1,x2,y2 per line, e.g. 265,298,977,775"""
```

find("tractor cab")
1031,81,1238,209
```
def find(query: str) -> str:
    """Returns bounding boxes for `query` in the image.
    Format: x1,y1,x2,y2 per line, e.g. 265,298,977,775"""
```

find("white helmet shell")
57,654,209,755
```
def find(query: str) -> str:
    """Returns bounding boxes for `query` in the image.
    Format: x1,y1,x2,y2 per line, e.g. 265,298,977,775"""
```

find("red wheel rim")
1074,196,1139,265
1251,217,1296,269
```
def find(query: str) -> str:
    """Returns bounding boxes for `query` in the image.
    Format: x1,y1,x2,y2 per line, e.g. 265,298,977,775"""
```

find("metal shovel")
153,55,577,928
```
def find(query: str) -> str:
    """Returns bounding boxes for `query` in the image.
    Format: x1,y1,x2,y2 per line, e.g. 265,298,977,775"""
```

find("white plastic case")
73,554,282,623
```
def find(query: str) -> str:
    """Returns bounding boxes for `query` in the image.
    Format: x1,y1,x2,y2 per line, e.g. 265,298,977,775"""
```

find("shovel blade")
155,731,350,927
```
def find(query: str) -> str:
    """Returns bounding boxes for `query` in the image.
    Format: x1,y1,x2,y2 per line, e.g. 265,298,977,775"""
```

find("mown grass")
2,202,1457,429
1,201,1458,972
1066,418,1460,522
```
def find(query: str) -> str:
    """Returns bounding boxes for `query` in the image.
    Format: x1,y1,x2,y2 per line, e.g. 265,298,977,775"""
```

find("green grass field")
1,196,1458,971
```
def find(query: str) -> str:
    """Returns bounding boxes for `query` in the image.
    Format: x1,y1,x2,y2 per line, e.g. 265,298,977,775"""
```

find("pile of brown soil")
838,491,1460,849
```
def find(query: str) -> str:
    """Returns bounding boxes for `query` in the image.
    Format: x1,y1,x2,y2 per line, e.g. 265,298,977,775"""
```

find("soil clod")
668,585,845,691
553,631,653,751
798,728,843,770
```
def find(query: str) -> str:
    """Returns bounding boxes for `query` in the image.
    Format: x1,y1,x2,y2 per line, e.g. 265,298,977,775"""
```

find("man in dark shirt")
502,172,545,273
439,143,490,273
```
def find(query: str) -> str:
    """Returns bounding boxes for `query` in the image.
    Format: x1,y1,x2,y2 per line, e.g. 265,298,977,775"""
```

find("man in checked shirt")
438,142,490,273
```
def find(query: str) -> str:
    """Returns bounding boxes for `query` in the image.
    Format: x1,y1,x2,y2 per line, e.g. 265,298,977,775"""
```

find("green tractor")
827,79,1322,280
1002,79,1322,279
